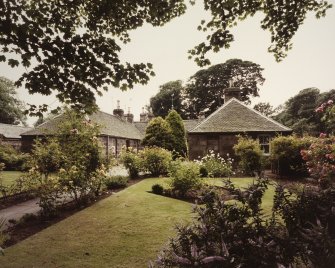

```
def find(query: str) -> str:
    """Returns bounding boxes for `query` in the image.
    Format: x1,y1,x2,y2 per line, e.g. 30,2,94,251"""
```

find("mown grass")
1,177,275,267
0,171,23,187
1,178,192,268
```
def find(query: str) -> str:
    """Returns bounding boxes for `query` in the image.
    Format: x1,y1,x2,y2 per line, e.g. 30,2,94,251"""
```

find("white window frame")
258,135,271,155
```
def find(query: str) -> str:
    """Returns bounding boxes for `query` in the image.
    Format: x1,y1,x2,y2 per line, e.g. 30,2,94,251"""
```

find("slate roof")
190,98,292,133
183,119,202,132
134,119,201,136
21,111,143,140
134,121,148,136
0,123,32,139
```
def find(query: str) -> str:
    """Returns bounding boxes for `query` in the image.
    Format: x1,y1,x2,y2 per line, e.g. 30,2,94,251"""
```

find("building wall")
0,137,22,151
188,132,284,160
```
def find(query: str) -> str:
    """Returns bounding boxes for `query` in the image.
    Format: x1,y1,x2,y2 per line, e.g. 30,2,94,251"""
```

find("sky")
1,1,335,126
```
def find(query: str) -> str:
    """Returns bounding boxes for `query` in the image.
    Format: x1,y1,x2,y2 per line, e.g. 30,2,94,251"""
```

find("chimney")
113,100,125,119
147,107,154,122
224,86,241,103
140,107,147,122
125,107,134,123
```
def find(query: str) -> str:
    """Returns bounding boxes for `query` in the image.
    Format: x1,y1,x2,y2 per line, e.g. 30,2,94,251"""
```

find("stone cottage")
21,105,142,158
0,123,32,150
21,89,292,159
187,97,292,159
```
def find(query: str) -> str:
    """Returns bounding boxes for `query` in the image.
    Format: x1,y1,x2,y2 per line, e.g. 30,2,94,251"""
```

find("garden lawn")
0,171,23,187
1,178,193,268
204,177,275,215
1,177,276,267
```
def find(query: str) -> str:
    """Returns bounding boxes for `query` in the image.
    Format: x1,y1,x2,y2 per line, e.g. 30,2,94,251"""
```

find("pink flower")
319,133,327,138
328,100,333,105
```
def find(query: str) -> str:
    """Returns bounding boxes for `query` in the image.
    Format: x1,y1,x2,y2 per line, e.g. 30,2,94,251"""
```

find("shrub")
270,135,314,177
195,150,233,177
165,110,188,158
0,143,29,171
142,117,174,151
152,184,164,195
169,161,201,196
154,179,335,268
234,136,264,176
141,147,172,176
120,147,142,179
105,175,128,190
301,134,335,184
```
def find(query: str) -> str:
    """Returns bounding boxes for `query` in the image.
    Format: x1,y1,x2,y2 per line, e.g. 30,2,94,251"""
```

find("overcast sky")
1,1,335,126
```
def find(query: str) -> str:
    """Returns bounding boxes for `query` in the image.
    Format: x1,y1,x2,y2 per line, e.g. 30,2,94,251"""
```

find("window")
258,135,270,154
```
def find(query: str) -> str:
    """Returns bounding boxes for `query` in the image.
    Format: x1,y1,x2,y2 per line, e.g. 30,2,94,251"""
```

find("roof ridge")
0,123,32,129
191,98,236,131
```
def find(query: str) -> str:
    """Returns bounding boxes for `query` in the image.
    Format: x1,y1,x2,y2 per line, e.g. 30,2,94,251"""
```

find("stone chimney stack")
224,86,241,103
140,107,147,122
113,100,125,119
125,107,134,123
147,107,154,122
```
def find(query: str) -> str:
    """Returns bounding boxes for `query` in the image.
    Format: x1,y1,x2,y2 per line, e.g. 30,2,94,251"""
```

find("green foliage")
142,117,173,151
253,102,280,117
155,178,335,268
0,76,26,125
165,110,188,158
120,147,142,179
1,1,330,113
150,80,186,118
105,176,128,190
0,143,29,171
151,184,164,195
141,147,172,177
183,59,265,118
169,160,201,196
301,134,335,184
189,0,332,66
22,109,109,216
270,135,314,177
0,1,187,115
275,88,335,136
233,136,264,176
195,150,233,177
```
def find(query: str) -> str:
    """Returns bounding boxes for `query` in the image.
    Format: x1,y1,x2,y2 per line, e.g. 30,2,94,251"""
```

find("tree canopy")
184,59,265,118
150,80,185,118
275,88,335,136
253,102,280,117
0,76,26,125
0,0,331,113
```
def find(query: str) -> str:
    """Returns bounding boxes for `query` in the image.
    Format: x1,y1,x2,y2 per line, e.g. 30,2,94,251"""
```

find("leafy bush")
105,175,128,190
195,150,233,177
165,110,188,158
152,184,164,195
154,179,335,268
141,147,172,176
0,143,29,171
301,134,335,184
169,161,201,196
234,136,264,176
21,109,110,216
120,147,142,179
270,135,314,177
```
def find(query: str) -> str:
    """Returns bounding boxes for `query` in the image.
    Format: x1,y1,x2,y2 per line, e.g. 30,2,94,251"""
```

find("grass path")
1,177,274,267
0,171,23,187
1,178,192,268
